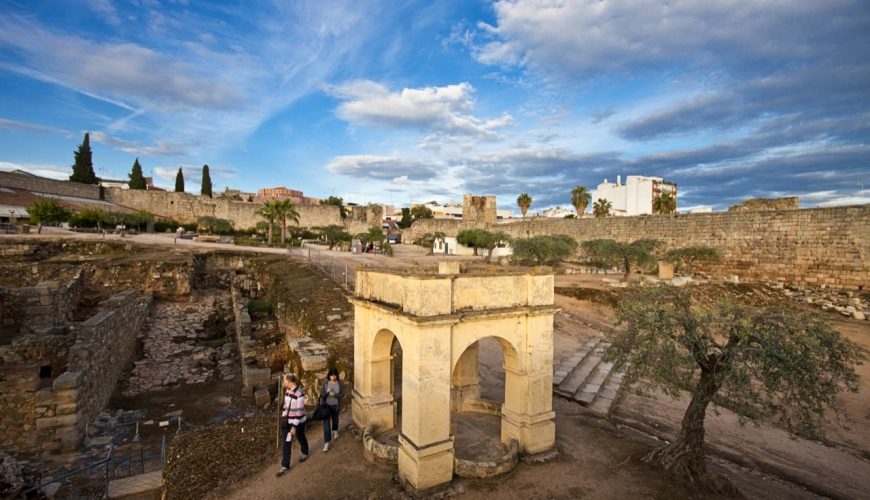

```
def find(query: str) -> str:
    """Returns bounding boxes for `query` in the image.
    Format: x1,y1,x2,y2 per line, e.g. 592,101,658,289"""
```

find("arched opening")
368,329,403,433
451,336,519,464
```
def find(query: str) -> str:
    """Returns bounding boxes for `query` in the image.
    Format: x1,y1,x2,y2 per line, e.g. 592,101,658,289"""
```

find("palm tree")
517,193,533,218
570,185,591,216
652,192,677,214
593,198,612,218
275,199,300,244
257,200,279,244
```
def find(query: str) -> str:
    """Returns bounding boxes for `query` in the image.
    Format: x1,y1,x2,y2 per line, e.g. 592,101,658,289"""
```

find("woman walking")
277,373,309,476
320,368,345,452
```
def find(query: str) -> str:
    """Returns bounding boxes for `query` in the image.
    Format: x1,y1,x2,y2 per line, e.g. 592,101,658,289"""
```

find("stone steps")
553,339,627,417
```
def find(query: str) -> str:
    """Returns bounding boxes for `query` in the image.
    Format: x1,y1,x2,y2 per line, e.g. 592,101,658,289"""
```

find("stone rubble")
124,294,238,396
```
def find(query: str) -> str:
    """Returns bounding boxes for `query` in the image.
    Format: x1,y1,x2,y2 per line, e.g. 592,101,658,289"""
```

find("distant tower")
462,194,497,225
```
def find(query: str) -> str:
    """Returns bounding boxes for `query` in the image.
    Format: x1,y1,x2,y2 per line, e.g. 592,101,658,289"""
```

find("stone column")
451,341,480,411
500,313,555,454
352,311,398,431
397,324,454,491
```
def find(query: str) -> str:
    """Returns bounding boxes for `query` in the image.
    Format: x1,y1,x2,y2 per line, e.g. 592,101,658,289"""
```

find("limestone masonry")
407,204,870,290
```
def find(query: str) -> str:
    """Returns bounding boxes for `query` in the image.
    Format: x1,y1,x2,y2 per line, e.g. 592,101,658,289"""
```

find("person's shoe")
276,466,290,477
299,453,309,463
323,442,330,452
332,430,339,440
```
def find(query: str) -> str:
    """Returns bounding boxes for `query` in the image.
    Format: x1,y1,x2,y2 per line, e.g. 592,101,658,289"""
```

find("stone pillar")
352,319,398,431
451,341,480,411
500,313,555,455
397,325,454,491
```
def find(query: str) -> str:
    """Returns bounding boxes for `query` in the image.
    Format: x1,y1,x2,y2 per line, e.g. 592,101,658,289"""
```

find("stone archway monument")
352,261,557,491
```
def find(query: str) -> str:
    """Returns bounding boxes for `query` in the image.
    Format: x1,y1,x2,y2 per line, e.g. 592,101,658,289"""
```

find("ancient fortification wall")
105,187,342,229
0,171,101,200
406,205,870,290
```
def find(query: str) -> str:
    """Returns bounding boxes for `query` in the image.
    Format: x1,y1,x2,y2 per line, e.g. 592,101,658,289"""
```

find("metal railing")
21,444,114,498
292,247,355,292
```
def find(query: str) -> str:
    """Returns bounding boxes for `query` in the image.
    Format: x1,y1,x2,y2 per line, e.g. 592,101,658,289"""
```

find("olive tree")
608,285,863,484
511,234,578,266
321,225,352,249
581,239,662,278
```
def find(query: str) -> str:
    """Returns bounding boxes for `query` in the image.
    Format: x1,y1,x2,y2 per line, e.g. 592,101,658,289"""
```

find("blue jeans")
322,403,339,442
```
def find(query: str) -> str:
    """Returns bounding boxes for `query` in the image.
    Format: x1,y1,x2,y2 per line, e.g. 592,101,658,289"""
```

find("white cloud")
474,0,853,75
330,80,512,140
326,155,441,181
89,131,189,157
0,161,70,180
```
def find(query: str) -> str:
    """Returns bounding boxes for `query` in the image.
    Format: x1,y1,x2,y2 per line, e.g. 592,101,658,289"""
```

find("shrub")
68,208,110,228
155,220,180,233
511,234,578,266
196,216,234,235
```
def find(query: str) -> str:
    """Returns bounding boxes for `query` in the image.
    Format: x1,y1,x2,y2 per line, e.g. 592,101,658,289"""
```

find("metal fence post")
345,263,349,289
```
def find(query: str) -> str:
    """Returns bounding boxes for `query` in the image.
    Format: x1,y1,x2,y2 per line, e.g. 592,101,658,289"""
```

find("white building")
412,201,514,220
590,175,677,216
541,206,576,218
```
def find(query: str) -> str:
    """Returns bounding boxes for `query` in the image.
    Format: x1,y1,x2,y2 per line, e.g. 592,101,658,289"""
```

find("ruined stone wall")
0,364,40,453
104,188,342,229
0,271,84,335
729,196,800,212
85,258,193,299
405,205,870,290
0,171,102,200
0,290,151,455
66,290,152,429
463,195,497,225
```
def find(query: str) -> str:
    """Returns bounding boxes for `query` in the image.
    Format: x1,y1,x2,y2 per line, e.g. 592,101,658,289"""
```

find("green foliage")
456,228,489,255
321,225,352,249
653,192,677,214
128,158,147,190
382,242,394,257
581,239,662,276
593,198,612,217
398,207,413,228
409,204,433,219
69,132,98,184
511,234,578,266
27,197,71,225
257,200,280,244
366,226,386,246
155,220,180,233
516,192,532,217
121,210,154,231
663,246,721,275
174,167,185,193
607,285,863,475
69,209,153,230
570,185,591,215
201,165,213,197
196,216,234,235
320,196,347,218
269,199,300,244
247,299,274,315
414,231,445,254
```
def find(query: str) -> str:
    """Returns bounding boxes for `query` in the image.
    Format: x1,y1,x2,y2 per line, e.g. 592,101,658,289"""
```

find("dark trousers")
322,404,340,442
281,422,309,467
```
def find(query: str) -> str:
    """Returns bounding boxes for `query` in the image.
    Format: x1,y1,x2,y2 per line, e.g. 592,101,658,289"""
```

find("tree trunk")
281,217,287,244
644,369,716,483
268,220,274,245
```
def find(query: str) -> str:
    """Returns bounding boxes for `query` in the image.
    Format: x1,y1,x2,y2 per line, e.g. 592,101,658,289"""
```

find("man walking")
277,373,309,476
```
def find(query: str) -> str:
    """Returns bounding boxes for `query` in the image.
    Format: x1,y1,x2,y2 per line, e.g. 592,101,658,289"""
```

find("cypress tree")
174,167,185,193
201,164,213,197
70,132,99,184
128,158,146,189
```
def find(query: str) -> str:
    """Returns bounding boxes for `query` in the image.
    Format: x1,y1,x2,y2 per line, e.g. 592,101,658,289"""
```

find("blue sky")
1,0,868,213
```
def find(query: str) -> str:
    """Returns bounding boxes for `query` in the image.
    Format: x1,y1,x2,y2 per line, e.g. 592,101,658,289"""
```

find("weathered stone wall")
0,290,151,455
0,364,40,453
405,204,870,290
729,196,800,212
105,188,342,229
0,271,83,335
66,290,152,428
0,171,102,200
85,258,193,299
463,195,497,225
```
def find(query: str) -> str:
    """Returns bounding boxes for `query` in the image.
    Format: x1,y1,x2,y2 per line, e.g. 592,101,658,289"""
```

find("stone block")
59,429,82,451
254,389,271,407
246,367,271,389
52,389,79,405
300,354,328,372
52,371,82,391
36,412,80,430
55,403,77,416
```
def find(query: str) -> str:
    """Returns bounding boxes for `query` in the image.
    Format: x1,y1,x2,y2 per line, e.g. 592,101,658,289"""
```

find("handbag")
312,398,330,421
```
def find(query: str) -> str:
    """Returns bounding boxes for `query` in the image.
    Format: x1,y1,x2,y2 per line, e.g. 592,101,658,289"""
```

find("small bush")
197,216,234,235
155,220,180,233
247,299,273,315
